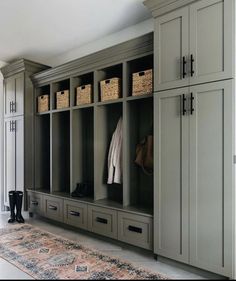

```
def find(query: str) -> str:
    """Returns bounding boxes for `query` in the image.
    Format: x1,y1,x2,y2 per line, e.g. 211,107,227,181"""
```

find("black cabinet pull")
13,102,16,113
190,93,194,115
191,54,195,77
69,211,80,217
182,94,187,116
96,217,108,224
182,56,187,79
48,205,57,211
128,225,143,234
10,101,12,113
12,121,16,132
31,201,39,206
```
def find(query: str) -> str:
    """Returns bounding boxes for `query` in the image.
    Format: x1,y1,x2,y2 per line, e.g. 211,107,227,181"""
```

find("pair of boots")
8,191,25,224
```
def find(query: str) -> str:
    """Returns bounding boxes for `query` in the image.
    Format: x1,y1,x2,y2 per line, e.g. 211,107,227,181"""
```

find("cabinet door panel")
189,0,233,84
4,120,15,206
15,73,24,116
154,89,189,263
155,7,189,91
4,77,15,118
15,117,24,193
190,81,233,277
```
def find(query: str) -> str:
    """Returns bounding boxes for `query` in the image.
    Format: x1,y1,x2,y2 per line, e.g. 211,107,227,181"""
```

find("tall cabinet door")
4,77,15,118
154,88,189,263
14,73,24,116
189,80,233,277
155,7,189,91
189,0,234,85
4,120,16,206
15,116,24,193
4,73,24,118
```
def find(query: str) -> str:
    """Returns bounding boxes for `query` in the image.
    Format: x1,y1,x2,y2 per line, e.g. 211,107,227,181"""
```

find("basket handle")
105,79,110,84
81,85,86,90
139,71,145,76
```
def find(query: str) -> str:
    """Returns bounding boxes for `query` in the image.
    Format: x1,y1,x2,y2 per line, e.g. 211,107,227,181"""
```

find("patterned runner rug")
0,224,168,280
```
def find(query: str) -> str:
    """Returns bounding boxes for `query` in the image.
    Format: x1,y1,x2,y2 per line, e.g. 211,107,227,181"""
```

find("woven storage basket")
100,77,121,102
132,69,153,96
76,84,92,106
56,90,70,109
38,95,49,113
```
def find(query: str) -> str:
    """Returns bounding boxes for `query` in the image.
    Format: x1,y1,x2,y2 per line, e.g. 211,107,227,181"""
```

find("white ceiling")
0,0,151,64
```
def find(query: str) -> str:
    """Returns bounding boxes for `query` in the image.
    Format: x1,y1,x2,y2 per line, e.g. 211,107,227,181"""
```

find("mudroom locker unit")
7,0,234,278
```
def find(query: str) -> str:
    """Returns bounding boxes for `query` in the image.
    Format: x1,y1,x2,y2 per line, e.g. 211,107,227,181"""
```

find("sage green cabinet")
154,87,189,263
154,0,234,91
189,81,233,276
155,80,234,277
4,73,24,118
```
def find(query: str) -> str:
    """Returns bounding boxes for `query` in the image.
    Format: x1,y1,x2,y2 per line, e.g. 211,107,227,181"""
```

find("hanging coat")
107,118,123,184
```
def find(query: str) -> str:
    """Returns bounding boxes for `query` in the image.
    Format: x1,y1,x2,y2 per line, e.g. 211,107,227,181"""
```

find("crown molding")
143,0,198,17
31,33,153,87
0,59,49,79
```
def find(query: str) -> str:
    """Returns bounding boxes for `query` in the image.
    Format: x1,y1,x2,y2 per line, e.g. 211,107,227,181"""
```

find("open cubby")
52,79,70,110
97,64,123,102
127,55,153,97
127,97,153,211
72,107,94,198
52,111,70,194
36,85,51,112
95,103,123,204
72,72,94,107
34,114,50,192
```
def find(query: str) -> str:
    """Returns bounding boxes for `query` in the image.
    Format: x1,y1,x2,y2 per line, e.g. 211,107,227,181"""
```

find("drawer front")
28,192,43,215
88,206,117,239
44,196,63,222
64,200,88,230
118,212,153,250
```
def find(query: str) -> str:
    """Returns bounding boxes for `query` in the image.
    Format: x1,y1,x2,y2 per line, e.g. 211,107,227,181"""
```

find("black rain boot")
15,191,25,223
8,191,16,223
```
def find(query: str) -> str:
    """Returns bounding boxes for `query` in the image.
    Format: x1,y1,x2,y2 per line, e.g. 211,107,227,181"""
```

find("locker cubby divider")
72,72,94,107
94,103,123,205
52,79,70,110
127,54,153,97
35,114,51,192
126,97,154,212
52,111,70,194
72,107,94,199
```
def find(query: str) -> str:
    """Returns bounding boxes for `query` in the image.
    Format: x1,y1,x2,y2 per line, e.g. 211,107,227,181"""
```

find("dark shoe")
15,191,25,223
8,191,16,223
71,182,93,198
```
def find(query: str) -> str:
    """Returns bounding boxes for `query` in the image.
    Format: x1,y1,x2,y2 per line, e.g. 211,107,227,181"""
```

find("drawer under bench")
27,191,153,250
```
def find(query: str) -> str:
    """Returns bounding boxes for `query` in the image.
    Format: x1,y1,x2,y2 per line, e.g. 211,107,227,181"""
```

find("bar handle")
182,94,187,116
96,217,108,224
69,211,80,217
48,205,57,211
182,56,187,79
190,93,194,115
128,225,143,234
191,54,195,77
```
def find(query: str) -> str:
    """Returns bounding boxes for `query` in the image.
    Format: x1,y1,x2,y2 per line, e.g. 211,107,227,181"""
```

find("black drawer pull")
31,201,39,206
48,205,57,211
96,217,108,224
128,225,143,234
69,211,80,217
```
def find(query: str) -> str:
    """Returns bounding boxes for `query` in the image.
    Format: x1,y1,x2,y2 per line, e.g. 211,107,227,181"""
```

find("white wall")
0,60,7,211
47,18,154,67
